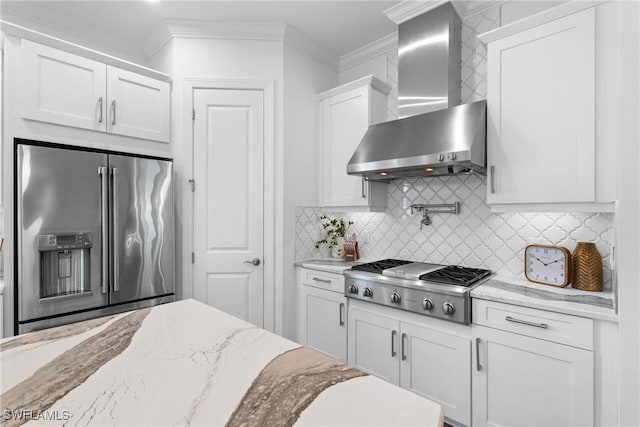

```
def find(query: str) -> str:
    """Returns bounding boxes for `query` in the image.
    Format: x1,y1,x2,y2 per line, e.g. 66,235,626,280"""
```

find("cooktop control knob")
422,298,434,311
363,287,373,297
390,292,401,304
442,302,455,316
348,284,359,294
438,153,445,162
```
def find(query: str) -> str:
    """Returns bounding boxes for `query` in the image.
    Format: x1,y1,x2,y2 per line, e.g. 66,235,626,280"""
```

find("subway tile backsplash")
295,6,615,288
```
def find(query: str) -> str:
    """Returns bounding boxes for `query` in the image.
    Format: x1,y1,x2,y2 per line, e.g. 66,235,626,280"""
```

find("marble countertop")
295,258,364,274
295,260,615,321
471,275,617,322
0,299,443,426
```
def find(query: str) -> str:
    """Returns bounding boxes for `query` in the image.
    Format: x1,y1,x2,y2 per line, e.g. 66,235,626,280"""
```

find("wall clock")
524,244,572,287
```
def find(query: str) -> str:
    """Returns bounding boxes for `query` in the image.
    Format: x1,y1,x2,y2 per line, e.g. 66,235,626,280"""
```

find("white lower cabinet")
348,302,471,426
472,299,594,427
297,268,347,362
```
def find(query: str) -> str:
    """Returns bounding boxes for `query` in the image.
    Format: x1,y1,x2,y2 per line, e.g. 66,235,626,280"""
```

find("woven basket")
571,242,603,291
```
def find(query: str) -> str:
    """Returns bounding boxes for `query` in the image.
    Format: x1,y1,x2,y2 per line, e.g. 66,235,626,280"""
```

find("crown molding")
1,19,170,81
1,11,147,63
283,25,338,71
478,0,603,44
143,20,338,71
459,1,507,18
316,74,391,101
143,20,288,59
383,1,447,24
384,1,508,24
143,23,172,59
339,32,397,72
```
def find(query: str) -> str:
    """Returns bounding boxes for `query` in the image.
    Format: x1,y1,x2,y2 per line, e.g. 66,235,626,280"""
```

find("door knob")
244,258,261,266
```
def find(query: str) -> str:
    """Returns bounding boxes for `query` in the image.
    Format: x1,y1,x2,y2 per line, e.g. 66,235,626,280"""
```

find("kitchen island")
1,299,443,426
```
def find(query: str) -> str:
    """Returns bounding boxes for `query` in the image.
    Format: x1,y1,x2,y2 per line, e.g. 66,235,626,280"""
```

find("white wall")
281,41,337,339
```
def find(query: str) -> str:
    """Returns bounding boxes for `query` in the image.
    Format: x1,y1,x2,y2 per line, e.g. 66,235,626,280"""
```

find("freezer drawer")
108,155,175,304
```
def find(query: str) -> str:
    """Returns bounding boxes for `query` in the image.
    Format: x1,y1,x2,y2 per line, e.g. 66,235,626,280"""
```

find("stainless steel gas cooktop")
344,259,492,324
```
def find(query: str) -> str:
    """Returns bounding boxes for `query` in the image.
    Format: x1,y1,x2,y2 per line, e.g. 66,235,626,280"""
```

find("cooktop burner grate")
351,259,412,274
419,265,492,287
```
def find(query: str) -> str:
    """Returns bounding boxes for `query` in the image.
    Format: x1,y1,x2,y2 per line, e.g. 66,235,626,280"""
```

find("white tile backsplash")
295,175,614,280
296,7,615,288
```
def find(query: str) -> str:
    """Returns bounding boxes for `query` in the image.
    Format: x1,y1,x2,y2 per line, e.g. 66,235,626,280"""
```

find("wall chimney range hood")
347,2,487,181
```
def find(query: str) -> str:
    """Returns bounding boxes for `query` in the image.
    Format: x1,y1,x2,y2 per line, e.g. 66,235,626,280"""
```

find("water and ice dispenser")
38,232,93,299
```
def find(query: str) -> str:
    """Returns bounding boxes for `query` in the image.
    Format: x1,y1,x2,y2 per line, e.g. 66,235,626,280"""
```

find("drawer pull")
505,316,548,329
312,277,331,283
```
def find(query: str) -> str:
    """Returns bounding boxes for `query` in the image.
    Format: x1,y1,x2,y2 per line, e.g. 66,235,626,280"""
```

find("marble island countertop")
0,299,443,427
471,275,617,322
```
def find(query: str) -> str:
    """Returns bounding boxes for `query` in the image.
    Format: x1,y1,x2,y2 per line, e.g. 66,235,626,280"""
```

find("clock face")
525,245,571,287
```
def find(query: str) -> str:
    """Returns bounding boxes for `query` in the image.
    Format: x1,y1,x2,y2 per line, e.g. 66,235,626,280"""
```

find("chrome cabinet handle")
339,303,345,326
111,167,119,292
98,166,109,294
391,330,397,357
476,337,482,371
312,277,331,283
361,177,366,198
401,333,407,361
98,97,103,123
490,165,495,194
111,100,117,125
244,258,261,266
505,316,548,329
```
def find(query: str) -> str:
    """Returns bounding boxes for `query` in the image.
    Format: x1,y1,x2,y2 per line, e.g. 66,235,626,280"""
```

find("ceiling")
1,0,412,63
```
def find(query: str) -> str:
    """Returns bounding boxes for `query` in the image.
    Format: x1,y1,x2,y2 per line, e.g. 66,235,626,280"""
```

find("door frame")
183,78,275,331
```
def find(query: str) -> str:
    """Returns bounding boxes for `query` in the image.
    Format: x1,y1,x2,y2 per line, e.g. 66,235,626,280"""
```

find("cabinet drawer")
473,299,593,350
303,270,344,293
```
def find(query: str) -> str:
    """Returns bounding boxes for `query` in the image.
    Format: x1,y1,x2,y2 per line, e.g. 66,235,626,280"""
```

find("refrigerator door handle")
111,167,120,292
98,166,109,294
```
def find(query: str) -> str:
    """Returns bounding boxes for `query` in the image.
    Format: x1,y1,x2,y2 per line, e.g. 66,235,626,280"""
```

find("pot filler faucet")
410,202,460,229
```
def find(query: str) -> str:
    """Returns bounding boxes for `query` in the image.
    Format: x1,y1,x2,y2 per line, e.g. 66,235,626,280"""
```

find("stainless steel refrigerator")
15,140,174,333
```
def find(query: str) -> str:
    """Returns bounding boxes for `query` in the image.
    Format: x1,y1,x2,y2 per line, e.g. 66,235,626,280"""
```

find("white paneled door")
193,88,264,327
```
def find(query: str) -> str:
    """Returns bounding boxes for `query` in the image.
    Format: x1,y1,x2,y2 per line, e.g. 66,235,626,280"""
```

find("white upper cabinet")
21,39,107,132
106,66,170,142
481,4,617,210
20,39,170,143
317,75,390,210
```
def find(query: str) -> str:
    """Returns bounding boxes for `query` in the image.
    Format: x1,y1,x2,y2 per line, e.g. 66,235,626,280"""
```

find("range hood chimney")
347,2,487,181
398,2,461,118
